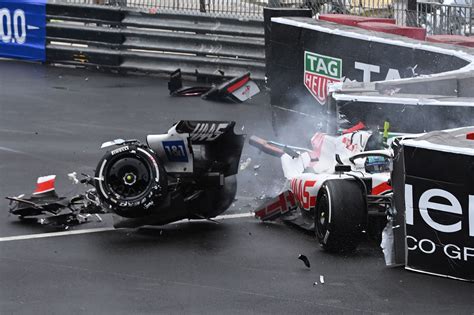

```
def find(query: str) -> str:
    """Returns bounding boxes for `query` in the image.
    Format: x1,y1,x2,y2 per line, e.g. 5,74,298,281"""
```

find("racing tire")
314,179,366,253
95,144,167,218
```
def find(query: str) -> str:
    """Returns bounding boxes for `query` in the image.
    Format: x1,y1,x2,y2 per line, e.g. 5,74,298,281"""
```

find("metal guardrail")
49,0,474,36
46,3,266,80
49,0,270,18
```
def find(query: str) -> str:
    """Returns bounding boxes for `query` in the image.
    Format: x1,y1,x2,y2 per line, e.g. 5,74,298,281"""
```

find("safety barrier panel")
0,0,47,61
265,12,474,143
45,3,265,80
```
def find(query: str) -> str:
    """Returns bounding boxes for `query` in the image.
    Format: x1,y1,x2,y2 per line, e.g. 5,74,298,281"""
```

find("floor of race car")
0,61,472,314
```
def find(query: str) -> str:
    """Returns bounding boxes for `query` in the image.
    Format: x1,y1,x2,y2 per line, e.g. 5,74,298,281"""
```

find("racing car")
250,122,397,252
7,120,245,229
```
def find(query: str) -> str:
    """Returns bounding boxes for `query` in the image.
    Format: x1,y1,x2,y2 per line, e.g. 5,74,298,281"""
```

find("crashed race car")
7,121,245,229
168,69,260,103
250,122,398,252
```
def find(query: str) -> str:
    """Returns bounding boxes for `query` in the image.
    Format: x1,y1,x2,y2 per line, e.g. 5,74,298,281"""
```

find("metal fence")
417,1,472,35
305,0,472,35
49,0,271,17
49,0,473,34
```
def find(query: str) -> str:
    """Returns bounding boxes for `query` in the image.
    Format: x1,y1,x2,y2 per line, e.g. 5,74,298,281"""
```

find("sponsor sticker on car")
163,140,189,162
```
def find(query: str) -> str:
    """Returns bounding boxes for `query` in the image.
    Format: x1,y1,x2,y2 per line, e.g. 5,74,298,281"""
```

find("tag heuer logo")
304,51,342,105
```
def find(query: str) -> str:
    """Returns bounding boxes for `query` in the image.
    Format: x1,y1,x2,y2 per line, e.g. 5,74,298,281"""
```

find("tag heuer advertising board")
304,51,342,105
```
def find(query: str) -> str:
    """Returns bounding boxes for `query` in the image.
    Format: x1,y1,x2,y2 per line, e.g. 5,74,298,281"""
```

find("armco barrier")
45,3,265,80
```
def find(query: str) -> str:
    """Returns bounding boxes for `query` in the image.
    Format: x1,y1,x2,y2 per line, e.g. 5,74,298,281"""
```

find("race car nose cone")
123,173,137,186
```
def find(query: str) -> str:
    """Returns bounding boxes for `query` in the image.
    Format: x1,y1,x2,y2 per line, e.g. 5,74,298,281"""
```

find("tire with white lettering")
94,145,167,218
315,179,366,252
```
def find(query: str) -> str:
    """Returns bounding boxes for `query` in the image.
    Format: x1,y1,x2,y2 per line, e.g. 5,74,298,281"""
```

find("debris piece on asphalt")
239,157,252,170
320,275,325,284
313,282,318,286
68,172,79,184
298,254,311,268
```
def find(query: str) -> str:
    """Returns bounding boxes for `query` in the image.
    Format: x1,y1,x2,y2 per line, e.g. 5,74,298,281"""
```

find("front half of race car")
250,128,395,252
7,121,245,229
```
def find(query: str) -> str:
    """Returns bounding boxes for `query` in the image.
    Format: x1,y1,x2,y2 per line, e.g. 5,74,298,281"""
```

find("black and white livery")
7,120,245,229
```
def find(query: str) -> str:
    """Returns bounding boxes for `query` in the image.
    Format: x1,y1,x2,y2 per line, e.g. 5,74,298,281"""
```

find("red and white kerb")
33,175,56,195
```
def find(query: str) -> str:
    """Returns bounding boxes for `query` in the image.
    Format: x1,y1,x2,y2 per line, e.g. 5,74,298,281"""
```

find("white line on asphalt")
0,212,255,242
213,212,254,220
0,146,25,154
0,227,115,242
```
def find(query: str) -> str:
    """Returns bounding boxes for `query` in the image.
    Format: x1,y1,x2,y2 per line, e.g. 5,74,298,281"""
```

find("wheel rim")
105,155,152,201
316,190,329,240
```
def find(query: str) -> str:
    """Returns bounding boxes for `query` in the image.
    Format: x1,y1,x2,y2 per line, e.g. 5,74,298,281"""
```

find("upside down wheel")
94,144,166,218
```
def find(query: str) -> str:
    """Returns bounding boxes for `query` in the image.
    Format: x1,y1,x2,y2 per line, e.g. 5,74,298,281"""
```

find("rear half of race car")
95,121,245,228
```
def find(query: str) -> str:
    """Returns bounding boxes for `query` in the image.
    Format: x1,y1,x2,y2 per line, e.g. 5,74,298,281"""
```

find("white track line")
213,212,254,220
0,227,115,242
0,146,25,154
0,212,255,242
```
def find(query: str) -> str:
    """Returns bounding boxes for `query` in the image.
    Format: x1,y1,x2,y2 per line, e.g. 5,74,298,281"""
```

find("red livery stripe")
342,121,366,134
33,175,56,195
372,181,392,195
227,76,250,93
255,191,296,221
310,133,325,160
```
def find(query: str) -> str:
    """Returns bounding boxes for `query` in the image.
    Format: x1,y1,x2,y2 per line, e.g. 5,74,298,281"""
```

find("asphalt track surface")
0,60,472,314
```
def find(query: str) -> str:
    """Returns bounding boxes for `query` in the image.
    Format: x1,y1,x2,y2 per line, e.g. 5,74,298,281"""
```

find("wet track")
0,60,472,314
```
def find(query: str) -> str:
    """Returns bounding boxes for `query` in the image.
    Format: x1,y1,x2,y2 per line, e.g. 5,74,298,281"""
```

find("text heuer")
304,51,342,105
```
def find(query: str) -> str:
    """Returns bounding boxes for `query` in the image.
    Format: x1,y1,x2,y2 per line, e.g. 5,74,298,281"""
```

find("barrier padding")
357,22,426,40
318,14,395,26
427,35,474,48
267,16,474,137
